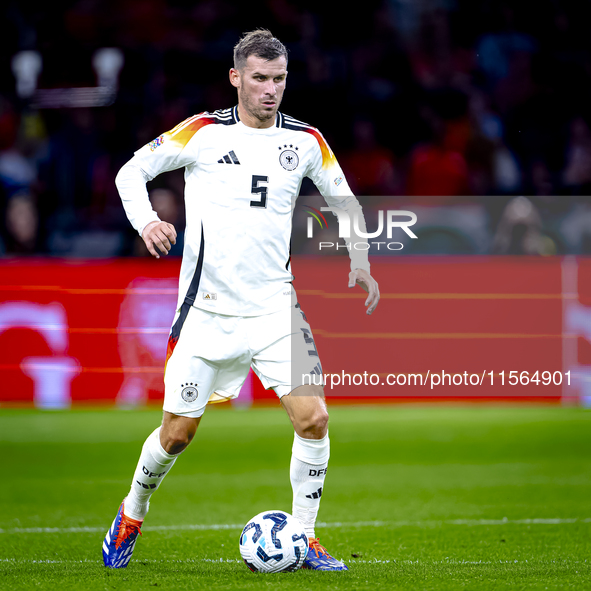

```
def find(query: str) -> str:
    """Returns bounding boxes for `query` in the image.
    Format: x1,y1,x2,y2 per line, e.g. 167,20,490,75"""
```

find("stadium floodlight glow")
92,48,124,90
11,50,42,99
21,47,125,109
30,87,118,109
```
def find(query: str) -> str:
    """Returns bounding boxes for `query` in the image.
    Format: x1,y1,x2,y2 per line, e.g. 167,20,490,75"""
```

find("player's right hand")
142,220,177,258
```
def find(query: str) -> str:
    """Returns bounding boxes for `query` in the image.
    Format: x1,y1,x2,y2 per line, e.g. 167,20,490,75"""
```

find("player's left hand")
348,268,380,315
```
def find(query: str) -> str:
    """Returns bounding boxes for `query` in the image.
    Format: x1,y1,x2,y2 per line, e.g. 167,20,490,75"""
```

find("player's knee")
160,414,199,454
296,406,329,439
161,428,195,454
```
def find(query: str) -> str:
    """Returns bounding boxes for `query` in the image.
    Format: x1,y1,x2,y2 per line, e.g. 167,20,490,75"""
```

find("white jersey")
117,106,369,317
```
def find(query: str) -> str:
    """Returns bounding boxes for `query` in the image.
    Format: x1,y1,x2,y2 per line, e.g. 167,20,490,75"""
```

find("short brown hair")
233,29,288,71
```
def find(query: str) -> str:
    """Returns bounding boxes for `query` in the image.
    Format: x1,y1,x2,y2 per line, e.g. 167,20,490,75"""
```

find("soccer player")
103,29,380,571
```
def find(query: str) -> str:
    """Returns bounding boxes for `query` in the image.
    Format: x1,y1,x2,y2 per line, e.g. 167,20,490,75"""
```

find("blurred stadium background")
1,0,591,409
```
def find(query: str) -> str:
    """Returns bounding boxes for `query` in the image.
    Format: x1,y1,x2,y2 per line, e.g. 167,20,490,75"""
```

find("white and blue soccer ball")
239,510,309,573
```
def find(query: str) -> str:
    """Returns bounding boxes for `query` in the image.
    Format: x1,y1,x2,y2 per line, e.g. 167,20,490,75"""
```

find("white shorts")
163,303,323,418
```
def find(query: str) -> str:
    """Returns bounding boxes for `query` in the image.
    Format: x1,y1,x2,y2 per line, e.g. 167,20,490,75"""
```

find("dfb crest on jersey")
279,146,299,171
181,383,198,402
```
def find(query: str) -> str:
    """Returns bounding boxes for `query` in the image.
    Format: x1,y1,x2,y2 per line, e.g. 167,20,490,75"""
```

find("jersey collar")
233,105,283,128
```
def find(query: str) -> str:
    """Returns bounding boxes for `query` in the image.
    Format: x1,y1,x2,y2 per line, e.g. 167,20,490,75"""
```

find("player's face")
230,55,287,128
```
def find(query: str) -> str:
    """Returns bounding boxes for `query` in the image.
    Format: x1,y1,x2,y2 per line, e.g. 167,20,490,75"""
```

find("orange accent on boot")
114,513,143,549
308,537,329,559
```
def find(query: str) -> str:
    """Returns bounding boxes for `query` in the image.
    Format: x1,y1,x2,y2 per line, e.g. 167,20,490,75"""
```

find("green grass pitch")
1,404,590,590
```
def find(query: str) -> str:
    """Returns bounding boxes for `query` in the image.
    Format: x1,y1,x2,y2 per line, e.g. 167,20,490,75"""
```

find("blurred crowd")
1,0,591,256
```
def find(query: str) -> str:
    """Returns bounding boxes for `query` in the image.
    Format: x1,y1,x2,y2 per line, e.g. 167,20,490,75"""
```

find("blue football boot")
102,500,143,568
303,538,348,571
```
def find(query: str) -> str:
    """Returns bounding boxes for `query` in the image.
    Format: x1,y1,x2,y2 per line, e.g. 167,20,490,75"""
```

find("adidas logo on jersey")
217,150,240,164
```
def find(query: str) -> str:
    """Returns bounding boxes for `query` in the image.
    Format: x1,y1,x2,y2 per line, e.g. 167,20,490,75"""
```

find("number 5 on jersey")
250,175,268,208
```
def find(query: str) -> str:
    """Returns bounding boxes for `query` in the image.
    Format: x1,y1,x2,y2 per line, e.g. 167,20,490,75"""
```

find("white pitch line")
0,558,243,565
0,517,589,535
2,557,588,566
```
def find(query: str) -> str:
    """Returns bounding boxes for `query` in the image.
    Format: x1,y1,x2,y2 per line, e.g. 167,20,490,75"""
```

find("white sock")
123,427,180,521
290,432,330,539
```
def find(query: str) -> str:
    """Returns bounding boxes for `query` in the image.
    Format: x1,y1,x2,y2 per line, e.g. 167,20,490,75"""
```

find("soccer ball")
239,510,309,573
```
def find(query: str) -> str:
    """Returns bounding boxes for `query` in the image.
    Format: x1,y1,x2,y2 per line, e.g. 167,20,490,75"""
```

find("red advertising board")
0,256,589,408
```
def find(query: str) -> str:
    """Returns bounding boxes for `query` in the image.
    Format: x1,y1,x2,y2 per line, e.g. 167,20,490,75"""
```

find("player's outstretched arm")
348,268,380,315
142,220,177,259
